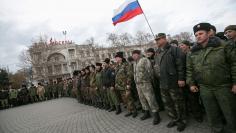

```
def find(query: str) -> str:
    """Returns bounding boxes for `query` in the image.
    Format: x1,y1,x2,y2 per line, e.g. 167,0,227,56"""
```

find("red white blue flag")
112,0,143,26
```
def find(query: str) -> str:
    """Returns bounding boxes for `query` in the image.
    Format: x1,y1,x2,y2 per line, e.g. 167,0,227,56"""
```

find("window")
54,65,62,74
63,64,68,72
68,49,75,58
71,62,77,71
48,66,53,74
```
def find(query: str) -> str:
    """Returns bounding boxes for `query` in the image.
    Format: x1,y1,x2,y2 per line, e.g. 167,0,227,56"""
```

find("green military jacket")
115,62,128,91
95,71,102,90
29,86,37,96
9,89,18,99
186,37,236,88
89,72,96,88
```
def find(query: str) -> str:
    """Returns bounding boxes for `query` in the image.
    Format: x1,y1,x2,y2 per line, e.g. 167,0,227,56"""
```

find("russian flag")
112,0,143,26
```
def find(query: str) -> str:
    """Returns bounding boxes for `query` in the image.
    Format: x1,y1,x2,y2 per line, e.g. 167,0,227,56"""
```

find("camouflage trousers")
107,87,120,106
200,85,236,133
161,87,186,122
100,87,109,106
136,82,159,112
119,90,136,112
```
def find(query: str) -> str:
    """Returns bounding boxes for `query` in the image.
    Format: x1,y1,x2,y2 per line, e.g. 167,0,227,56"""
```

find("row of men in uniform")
70,23,236,133
0,78,76,109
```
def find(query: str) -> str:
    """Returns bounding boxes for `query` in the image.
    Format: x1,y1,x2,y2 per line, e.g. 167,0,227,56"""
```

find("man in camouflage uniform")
0,88,9,109
8,84,18,107
132,50,161,125
155,33,186,132
115,52,137,116
29,83,37,102
37,83,45,101
225,25,236,46
145,48,165,111
89,65,97,106
187,23,236,133
95,63,104,109
101,58,116,111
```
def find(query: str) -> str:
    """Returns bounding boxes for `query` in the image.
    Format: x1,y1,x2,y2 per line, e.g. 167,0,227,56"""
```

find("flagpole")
137,0,155,38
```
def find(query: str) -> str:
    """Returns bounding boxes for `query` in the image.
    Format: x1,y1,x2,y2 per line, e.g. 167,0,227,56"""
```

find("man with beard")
95,63,103,108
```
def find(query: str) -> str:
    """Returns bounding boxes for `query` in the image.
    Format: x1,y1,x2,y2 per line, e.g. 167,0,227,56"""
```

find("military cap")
170,40,179,45
224,25,236,33
155,33,166,40
132,50,141,55
115,51,124,58
181,40,191,46
73,70,79,76
95,62,102,66
146,48,155,53
85,66,90,70
103,58,110,64
193,22,211,34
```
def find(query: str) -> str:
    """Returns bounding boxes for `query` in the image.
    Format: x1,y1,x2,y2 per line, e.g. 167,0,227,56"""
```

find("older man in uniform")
155,33,186,132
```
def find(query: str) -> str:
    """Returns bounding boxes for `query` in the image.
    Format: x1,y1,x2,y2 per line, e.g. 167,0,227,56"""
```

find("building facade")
29,41,155,83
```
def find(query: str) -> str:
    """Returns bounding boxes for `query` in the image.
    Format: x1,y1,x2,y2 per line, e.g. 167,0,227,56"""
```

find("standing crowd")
1,23,236,133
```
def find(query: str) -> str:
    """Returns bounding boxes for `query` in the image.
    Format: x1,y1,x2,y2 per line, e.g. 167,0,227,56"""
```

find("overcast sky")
0,0,235,73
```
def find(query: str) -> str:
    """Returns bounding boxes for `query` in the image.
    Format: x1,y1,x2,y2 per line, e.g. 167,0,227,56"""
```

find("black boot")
132,111,138,118
140,110,151,120
153,112,161,125
115,105,122,115
108,105,116,112
124,112,132,117
105,104,110,110
167,120,177,128
177,121,186,132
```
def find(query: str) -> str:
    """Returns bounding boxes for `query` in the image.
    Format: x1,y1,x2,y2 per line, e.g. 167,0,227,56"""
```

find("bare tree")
134,31,152,46
106,33,120,47
170,32,193,42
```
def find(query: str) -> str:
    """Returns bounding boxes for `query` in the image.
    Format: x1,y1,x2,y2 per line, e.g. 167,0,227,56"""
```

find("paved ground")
0,98,211,133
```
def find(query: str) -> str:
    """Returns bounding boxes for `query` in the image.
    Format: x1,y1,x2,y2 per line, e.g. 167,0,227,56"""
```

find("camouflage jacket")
133,57,154,84
186,37,236,87
89,72,96,88
95,71,102,89
115,62,128,90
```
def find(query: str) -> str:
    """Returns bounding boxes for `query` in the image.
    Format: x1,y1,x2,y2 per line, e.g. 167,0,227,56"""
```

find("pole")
137,0,155,38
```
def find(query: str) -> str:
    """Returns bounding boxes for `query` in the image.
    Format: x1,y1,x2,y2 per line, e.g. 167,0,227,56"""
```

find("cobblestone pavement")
0,98,211,133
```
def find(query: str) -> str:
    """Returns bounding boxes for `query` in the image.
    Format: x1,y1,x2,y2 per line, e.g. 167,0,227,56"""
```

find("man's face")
115,57,122,63
179,44,189,53
194,30,210,44
225,30,236,40
146,52,154,58
132,53,140,61
156,38,167,48
102,62,108,69
85,69,89,74
89,67,94,72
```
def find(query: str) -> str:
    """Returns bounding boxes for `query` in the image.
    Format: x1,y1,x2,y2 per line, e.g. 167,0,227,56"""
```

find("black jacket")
101,67,115,87
155,43,185,89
